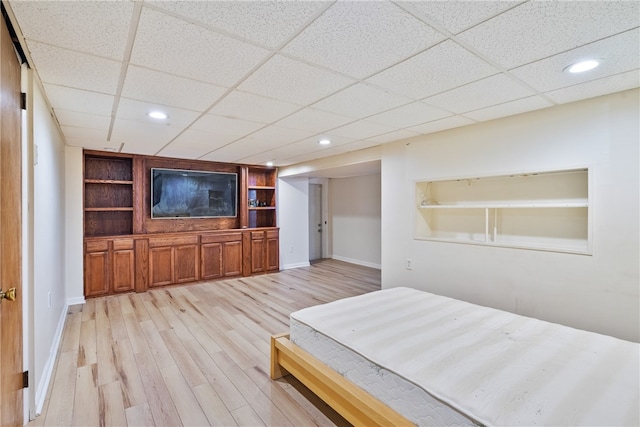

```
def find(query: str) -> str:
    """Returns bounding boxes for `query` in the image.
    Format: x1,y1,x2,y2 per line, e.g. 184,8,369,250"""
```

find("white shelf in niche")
414,169,591,255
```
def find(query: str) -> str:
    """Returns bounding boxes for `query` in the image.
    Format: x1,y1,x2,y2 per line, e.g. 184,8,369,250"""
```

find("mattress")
290,287,640,427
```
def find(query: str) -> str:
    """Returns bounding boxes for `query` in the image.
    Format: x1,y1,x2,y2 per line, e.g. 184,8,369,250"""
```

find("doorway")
309,183,322,261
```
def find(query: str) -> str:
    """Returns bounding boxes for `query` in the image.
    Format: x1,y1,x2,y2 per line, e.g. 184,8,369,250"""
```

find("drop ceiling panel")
366,102,452,128
312,83,412,119
121,66,228,112
111,119,184,155
424,74,535,114
208,91,302,124
274,108,355,133
115,99,201,127
28,42,121,94
10,1,134,60
545,71,640,105
510,29,640,93
366,129,421,144
190,113,264,137
399,1,522,35
463,96,553,122
458,1,640,69
159,128,233,159
149,1,330,49
131,7,270,87
200,138,280,163
55,110,111,132
408,116,476,135
326,120,398,140
43,84,114,116
237,54,355,105
367,40,499,100
246,125,316,145
60,125,108,142
282,1,445,79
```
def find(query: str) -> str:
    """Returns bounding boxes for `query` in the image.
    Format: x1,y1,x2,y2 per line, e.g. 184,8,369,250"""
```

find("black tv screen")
151,168,237,218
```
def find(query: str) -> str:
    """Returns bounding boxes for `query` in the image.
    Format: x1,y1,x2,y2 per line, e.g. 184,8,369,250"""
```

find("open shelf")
415,168,590,254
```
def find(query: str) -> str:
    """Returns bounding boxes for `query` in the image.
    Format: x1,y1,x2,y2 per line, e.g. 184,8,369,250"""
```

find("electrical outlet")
406,258,412,270
48,291,52,308
289,245,294,253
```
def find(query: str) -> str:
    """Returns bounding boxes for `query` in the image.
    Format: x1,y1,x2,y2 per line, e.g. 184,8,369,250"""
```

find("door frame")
309,178,330,260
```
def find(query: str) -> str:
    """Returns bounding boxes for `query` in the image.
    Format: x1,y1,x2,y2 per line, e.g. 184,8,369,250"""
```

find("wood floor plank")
29,260,381,427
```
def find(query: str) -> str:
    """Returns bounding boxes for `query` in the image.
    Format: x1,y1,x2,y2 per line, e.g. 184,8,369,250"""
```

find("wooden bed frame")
270,333,415,427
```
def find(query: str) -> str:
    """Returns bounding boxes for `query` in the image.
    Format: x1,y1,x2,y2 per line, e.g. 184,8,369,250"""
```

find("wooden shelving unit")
247,167,277,228
84,153,134,237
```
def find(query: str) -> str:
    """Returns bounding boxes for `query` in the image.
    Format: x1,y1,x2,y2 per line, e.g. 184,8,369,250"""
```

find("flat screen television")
151,168,237,219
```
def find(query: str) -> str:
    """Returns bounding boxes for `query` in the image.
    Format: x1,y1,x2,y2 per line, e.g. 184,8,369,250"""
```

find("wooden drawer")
148,234,199,248
85,240,109,252
201,232,242,244
112,238,134,250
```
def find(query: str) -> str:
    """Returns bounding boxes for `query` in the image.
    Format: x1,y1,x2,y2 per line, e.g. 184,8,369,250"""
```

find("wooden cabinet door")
112,249,135,293
201,242,223,280
149,247,174,287
266,232,279,272
84,251,109,297
250,232,265,273
223,241,242,277
175,245,199,283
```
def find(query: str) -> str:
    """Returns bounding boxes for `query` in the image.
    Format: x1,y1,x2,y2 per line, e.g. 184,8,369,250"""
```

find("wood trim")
270,334,415,427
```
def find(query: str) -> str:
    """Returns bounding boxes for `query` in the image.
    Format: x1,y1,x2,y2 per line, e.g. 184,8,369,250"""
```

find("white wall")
30,79,68,413
382,89,639,342
330,174,381,269
65,146,84,304
278,176,310,269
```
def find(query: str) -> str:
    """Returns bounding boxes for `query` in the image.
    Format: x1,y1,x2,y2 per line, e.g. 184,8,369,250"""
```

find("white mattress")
290,287,640,427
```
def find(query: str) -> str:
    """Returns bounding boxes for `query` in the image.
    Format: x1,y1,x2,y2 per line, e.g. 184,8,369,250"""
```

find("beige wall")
382,89,639,342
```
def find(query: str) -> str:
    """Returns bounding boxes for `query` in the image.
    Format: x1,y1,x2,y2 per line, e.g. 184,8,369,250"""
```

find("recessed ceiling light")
565,59,600,74
148,111,168,120
318,138,331,145
266,161,274,167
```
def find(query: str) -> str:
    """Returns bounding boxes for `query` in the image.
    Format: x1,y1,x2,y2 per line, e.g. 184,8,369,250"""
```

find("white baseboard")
331,255,381,270
281,261,311,270
35,302,68,416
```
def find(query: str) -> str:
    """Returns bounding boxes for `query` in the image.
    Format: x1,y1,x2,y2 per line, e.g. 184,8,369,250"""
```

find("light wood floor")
29,259,380,426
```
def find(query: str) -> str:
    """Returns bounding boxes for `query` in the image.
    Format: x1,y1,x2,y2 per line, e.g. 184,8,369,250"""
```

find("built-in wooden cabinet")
83,150,280,297
84,238,135,297
414,168,590,254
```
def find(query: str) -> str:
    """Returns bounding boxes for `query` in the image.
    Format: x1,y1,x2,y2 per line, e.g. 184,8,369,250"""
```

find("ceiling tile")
246,125,315,145
121,66,228,112
463,96,553,122
282,1,445,79
29,42,121,94
149,1,330,48
399,1,522,34
510,29,640,93
131,7,270,87
367,40,499,100
115,99,200,127
55,110,111,131
312,83,412,119
111,119,184,155
366,129,421,144
43,84,114,116
158,128,233,159
424,74,535,114
60,125,108,142
10,1,134,60
238,54,355,105
209,91,301,124
274,108,355,133
328,120,398,140
366,102,452,128
545,71,640,105
189,114,265,143
408,116,476,134
200,138,282,164
458,1,640,69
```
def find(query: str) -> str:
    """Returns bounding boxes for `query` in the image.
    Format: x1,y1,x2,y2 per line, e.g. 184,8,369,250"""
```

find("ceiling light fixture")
565,59,600,74
148,111,168,120
318,138,331,145
266,161,274,167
